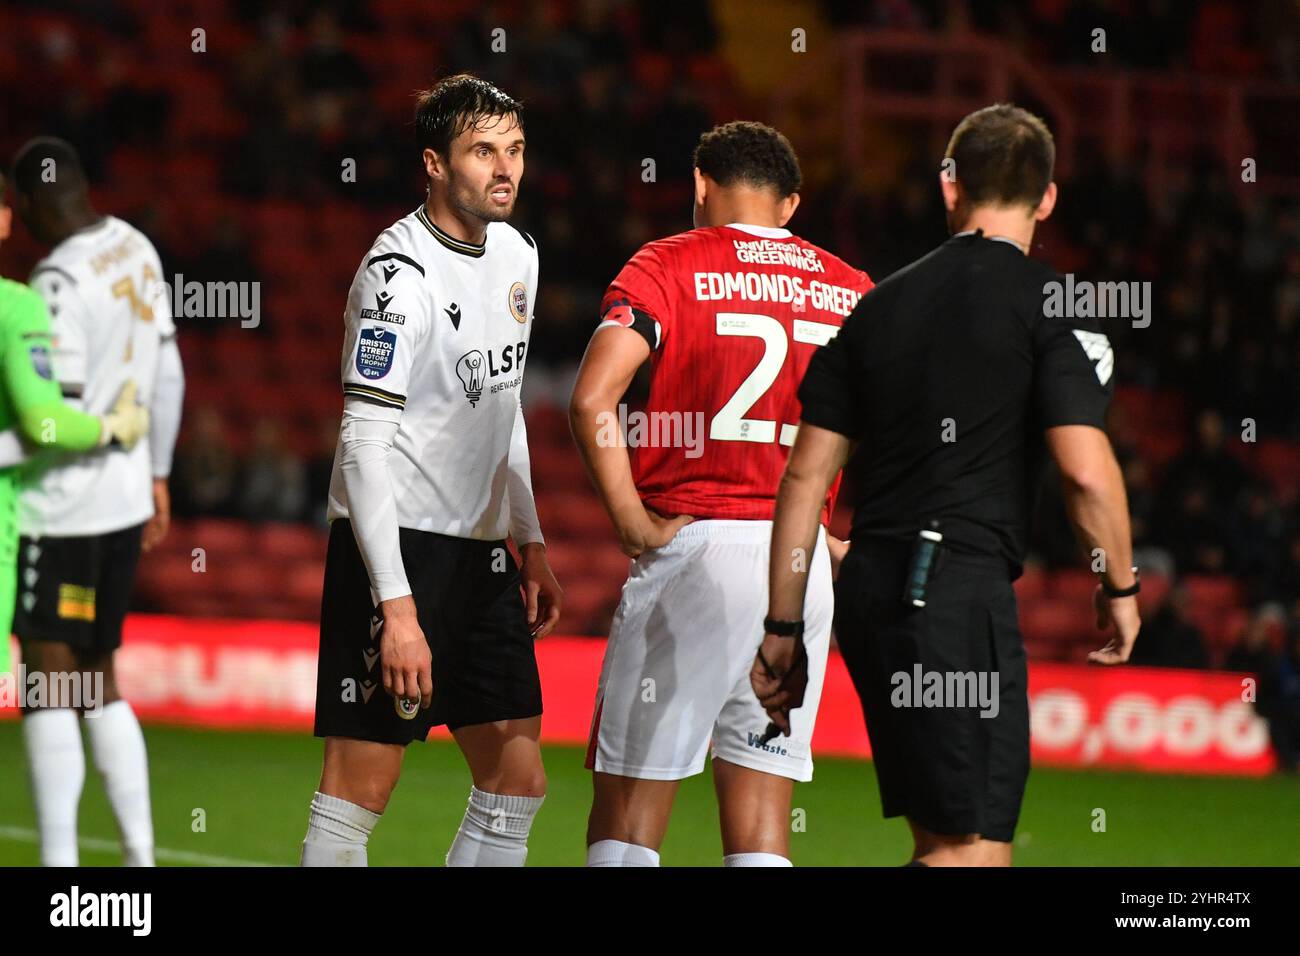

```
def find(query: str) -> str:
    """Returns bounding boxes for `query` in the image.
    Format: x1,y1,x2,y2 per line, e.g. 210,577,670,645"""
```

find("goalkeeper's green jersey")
0,277,103,671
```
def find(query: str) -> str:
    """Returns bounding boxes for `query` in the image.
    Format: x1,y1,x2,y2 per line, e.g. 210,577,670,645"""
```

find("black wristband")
763,616,804,637
1101,568,1141,598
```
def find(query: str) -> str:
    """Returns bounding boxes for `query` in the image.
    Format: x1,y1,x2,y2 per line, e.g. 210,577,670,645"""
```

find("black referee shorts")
834,537,1029,843
313,519,543,745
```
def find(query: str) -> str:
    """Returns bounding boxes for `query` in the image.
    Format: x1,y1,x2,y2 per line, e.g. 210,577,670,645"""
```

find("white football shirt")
327,206,541,542
20,216,176,537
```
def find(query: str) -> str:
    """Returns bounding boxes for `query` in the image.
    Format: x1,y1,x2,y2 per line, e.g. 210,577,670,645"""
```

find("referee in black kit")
751,104,1141,866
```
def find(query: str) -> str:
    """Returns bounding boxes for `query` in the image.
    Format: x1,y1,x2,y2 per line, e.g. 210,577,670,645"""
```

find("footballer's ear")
778,191,800,227
0,205,10,244
423,148,445,181
692,167,708,207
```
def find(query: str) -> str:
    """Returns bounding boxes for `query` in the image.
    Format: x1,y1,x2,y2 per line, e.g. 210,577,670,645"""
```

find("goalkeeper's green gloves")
98,379,150,449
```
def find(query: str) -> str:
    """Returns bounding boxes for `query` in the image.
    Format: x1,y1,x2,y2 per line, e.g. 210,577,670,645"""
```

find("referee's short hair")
944,104,1055,210
694,121,802,198
414,74,523,158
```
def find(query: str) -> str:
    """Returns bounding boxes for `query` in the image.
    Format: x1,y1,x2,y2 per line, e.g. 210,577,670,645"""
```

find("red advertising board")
0,615,1276,775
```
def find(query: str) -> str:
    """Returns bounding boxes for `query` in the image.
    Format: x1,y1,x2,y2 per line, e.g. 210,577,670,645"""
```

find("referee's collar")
953,228,1025,254
725,222,793,240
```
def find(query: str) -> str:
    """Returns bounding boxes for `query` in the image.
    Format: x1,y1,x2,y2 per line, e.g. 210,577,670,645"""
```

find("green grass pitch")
1,721,1296,866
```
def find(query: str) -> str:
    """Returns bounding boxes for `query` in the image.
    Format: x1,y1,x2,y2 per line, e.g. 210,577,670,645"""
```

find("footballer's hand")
98,379,150,449
750,633,809,737
1088,586,1140,665
141,478,170,552
520,542,563,639
618,508,693,559
379,595,433,709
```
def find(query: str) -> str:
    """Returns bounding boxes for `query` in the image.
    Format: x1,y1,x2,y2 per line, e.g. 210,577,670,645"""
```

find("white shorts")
585,519,833,782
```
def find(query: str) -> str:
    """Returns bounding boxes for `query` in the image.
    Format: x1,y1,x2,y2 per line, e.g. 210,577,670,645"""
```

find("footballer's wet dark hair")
944,104,1055,210
414,74,523,157
693,121,802,198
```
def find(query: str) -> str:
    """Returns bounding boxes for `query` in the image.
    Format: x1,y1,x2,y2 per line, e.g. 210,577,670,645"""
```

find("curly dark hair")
693,121,802,197
414,73,523,157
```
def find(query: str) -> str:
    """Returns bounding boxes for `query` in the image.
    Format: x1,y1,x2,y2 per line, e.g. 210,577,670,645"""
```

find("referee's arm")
1047,426,1140,664
753,316,861,732
1034,305,1139,664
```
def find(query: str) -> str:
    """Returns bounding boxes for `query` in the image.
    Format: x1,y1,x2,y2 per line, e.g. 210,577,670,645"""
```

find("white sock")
587,838,660,867
84,700,154,866
445,786,544,867
300,791,379,867
23,708,85,867
724,852,792,867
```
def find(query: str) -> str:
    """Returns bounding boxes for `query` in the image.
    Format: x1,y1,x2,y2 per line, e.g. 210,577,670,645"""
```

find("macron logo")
50,886,152,937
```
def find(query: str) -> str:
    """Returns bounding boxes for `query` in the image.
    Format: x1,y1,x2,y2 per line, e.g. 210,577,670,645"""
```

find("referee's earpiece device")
903,523,943,608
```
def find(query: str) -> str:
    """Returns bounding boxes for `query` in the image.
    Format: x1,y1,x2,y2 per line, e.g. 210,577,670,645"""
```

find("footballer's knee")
319,738,404,813
481,767,547,799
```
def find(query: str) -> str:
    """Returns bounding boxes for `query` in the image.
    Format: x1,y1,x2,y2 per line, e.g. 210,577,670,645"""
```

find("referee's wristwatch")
1100,567,1140,598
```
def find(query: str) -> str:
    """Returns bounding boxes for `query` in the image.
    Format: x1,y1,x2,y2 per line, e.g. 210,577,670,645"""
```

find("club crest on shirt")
508,282,528,323
28,345,53,380
356,326,396,379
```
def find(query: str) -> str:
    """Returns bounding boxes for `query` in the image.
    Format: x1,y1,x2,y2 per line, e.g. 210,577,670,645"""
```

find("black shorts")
834,537,1030,843
313,519,543,745
14,523,145,655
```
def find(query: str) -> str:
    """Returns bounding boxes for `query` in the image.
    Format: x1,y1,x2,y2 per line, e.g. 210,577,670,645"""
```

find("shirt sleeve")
507,400,544,548
1032,309,1115,430
797,304,867,439
336,249,431,603
340,252,433,411
29,267,90,399
596,243,671,351
3,284,100,450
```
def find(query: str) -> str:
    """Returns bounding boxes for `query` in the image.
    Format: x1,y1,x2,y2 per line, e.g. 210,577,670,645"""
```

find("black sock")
903,859,929,867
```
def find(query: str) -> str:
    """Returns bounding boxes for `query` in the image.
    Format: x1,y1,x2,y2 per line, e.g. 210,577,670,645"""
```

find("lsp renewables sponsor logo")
50,886,151,936
0,665,104,715
891,665,1000,718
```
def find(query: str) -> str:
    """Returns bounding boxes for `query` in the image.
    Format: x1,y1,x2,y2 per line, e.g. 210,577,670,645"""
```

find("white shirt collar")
725,222,792,239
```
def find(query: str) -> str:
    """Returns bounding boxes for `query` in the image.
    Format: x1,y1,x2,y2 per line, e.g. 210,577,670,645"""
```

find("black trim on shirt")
415,206,486,258
30,266,78,287
343,382,406,410
367,252,426,277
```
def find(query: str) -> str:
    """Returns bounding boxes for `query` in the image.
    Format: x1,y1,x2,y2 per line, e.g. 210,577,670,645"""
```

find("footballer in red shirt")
570,121,873,866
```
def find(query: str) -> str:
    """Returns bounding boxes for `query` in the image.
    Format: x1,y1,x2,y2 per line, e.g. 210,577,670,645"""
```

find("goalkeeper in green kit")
0,169,148,676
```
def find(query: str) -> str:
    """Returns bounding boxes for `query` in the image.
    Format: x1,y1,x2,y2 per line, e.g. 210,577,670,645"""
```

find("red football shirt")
598,223,873,523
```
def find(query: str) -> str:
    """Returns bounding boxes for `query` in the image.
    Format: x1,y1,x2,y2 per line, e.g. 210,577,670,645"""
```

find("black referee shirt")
798,231,1114,575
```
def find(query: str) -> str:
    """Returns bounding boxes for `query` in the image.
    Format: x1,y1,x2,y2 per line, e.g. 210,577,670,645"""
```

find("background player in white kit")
9,137,186,867
570,123,872,866
302,75,563,867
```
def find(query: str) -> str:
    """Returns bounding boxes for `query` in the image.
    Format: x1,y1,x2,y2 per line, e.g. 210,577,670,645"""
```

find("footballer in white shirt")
302,74,563,867
8,137,186,869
